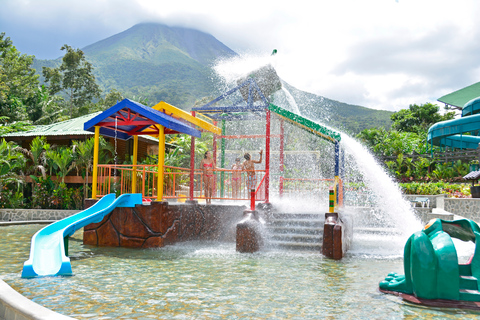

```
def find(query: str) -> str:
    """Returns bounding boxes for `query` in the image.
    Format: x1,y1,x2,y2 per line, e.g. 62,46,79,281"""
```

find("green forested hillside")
284,83,392,134
31,22,392,132
33,23,237,108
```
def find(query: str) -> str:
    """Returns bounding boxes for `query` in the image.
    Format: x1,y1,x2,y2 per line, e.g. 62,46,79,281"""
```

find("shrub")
400,182,471,198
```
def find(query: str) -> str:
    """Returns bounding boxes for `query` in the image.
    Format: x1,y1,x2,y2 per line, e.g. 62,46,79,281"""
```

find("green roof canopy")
1,111,158,144
438,82,480,108
1,112,102,139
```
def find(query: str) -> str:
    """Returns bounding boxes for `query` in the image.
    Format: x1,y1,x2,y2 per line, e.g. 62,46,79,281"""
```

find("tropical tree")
0,32,39,121
72,138,95,198
0,116,33,135
42,44,101,118
0,139,26,207
21,136,50,178
46,147,75,183
26,85,64,125
391,102,455,134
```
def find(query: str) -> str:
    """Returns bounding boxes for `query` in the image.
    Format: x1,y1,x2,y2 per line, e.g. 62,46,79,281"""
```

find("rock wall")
83,201,246,248
444,198,480,222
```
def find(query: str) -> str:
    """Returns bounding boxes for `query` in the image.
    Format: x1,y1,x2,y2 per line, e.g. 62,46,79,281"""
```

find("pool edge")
0,279,76,320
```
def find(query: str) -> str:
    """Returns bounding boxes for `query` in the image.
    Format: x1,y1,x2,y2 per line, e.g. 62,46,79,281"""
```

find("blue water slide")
427,113,480,149
22,193,142,278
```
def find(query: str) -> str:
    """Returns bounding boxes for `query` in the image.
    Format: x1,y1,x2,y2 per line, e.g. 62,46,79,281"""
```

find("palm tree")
72,138,95,198
18,136,50,179
0,139,26,207
46,147,74,184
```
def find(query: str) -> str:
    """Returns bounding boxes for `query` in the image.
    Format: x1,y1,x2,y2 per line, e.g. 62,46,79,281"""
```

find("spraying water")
281,87,301,115
213,53,422,256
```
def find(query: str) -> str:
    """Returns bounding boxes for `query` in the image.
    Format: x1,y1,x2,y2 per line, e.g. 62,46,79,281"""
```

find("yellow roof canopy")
153,101,221,135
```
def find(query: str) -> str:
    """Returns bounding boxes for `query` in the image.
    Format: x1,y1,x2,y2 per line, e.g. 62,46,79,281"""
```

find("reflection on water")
1,224,479,319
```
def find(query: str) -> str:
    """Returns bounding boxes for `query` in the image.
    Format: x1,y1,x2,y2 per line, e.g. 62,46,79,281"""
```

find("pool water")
1,224,479,319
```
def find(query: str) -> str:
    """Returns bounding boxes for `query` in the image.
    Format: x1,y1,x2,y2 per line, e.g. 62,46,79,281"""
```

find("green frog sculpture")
379,218,480,309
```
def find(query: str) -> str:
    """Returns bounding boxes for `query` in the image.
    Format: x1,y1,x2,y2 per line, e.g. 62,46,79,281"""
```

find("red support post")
189,111,196,201
265,109,271,203
250,190,255,210
213,121,217,165
279,118,284,197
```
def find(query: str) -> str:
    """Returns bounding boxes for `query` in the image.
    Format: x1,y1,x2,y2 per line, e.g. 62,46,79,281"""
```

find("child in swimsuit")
242,150,263,196
231,158,242,199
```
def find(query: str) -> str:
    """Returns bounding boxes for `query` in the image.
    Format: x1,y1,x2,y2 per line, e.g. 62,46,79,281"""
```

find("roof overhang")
84,99,203,140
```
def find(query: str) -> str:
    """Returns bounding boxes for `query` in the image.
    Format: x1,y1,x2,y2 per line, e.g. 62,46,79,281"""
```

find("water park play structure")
428,96,480,150
20,64,350,279
380,218,480,310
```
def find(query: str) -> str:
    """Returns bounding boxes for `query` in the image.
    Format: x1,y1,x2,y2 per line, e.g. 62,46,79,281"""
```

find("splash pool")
1,224,479,319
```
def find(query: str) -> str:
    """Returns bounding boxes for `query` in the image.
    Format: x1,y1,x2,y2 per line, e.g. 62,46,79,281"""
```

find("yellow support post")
92,126,100,199
157,125,165,201
329,188,335,213
132,135,138,194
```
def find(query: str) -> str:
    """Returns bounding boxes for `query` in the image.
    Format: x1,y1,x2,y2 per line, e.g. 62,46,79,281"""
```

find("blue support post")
334,141,340,206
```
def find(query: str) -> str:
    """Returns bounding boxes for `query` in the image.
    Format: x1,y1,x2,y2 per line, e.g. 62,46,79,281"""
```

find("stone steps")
266,213,324,252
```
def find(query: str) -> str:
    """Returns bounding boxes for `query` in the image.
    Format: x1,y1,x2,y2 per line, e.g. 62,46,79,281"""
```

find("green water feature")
1,224,479,319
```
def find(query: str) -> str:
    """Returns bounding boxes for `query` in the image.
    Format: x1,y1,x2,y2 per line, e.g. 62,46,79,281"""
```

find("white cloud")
1,0,480,111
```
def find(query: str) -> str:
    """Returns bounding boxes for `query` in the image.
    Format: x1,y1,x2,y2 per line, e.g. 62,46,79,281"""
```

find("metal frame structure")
191,77,343,205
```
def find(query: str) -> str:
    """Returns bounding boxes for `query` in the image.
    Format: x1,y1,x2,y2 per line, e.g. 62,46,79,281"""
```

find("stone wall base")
0,209,79,222
83,202,246,248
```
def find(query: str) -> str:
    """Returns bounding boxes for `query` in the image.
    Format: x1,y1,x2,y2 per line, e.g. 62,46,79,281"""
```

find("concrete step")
353,227,402,235
266,212,325,252
268,226,323,235
269,219,324,227
270,233,322,243
268,240,322,251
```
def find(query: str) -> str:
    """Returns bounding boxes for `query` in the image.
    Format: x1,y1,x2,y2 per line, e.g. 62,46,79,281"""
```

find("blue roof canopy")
84,99,201,140
192,78,271,120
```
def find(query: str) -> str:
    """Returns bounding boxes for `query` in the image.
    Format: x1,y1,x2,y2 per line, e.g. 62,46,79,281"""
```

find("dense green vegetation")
0,136,113,209
355,102,474,195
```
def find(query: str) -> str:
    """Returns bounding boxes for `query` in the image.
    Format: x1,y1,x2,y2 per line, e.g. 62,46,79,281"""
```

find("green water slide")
427,97,480,149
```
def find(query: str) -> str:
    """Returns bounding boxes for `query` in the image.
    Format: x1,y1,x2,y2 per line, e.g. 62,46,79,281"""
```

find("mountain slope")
83,23,236,66
83,23,237,107
282,83,392,134
31,23,391,132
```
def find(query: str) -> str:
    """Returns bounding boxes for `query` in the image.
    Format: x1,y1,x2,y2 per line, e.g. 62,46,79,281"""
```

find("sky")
1,0,480,112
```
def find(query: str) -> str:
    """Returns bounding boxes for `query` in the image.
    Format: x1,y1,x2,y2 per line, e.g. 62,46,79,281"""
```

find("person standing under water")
200,150,226,204
231,158,242,199
242,150,263,195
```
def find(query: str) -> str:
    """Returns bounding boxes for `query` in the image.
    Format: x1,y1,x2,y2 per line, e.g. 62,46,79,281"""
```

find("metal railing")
95,164,266,202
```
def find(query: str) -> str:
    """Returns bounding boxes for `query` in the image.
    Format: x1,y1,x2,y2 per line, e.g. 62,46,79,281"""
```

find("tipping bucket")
237,64,282,102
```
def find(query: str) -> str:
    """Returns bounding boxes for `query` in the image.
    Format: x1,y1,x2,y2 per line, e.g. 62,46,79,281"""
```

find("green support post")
220,120,226,198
